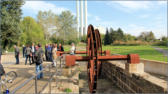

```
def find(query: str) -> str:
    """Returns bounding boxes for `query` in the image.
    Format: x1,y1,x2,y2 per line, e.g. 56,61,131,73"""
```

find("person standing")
70,43,76,55
45,44,48,61
47,44,52,61
35,45,39,51
25,45,32,65
14,45,20,64
52,44,57,67
22,45,26,58
31,43,36,64
35,44,44,79
0,46,5,78
0,46,2,64
58,43,64,51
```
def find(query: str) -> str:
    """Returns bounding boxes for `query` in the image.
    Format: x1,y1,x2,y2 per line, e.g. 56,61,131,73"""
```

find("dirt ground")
1,53,123,93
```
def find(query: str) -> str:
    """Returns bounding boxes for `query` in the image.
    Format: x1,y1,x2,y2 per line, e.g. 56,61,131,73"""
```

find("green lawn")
62,45,167,62
155,46,168,50
102,45,167,62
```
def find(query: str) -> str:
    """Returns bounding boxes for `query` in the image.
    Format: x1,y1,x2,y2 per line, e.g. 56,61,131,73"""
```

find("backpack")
35,48,43,65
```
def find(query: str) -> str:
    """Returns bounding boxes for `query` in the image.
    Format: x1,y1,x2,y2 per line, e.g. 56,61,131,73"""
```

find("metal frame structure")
57,24,140,93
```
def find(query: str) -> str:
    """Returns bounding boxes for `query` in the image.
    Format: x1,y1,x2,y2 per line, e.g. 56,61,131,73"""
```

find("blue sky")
22,0,167,39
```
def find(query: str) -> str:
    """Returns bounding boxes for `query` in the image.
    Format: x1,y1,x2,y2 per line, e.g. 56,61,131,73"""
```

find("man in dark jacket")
0,46,4,76
58,43,64,51
31,43,36,64
22,45,26,58
45,44,48,61
35,43,44,79
0,63,5,77
25,45,32,65
14,45,20,64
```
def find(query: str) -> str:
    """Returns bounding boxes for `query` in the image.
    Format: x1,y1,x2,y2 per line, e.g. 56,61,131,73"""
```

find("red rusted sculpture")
57,24,140,93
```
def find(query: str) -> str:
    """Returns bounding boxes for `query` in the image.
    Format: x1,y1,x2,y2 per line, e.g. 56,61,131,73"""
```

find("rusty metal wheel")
86,25,102,93
94,29,102,77
86,25,97,93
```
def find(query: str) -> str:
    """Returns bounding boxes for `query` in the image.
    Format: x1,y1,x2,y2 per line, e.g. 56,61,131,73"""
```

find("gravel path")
153,47,168,57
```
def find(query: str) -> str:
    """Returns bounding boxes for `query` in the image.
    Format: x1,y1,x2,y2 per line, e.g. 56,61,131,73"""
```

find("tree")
20,17,45,45
104,28,111,45
148,31,155,42
37,10,77,44
116,28,124,40
0,0,24,49
109,27,125,44
57,11,77,44
138,31,155,42
161,36,168,41
109,28,115,43
37,10,58,41
123,34,136,42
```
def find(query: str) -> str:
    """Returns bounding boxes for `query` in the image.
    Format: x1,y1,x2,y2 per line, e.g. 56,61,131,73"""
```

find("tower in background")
76,0,87,38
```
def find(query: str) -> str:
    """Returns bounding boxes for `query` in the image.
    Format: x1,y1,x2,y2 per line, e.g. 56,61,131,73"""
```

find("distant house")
94,26,106,34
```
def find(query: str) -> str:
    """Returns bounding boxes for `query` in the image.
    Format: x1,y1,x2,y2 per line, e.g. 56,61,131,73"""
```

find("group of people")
7,42,76,79
22,43,37,65
45,43,64,61
45,43,64,67
14,43,44,79
0,42,76,79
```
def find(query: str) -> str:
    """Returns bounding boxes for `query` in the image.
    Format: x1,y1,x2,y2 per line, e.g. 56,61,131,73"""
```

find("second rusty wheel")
86,25,97,93
86,25,102,93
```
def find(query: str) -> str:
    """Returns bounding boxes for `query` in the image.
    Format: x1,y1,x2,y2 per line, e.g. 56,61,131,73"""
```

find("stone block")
125,63,144,74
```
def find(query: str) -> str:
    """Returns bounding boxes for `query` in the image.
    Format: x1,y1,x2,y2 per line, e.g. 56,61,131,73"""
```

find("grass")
64,45,71,51
102,45,167,62
155,46,168,50
6,44,167,62
64,88,72,93
64,45,167,62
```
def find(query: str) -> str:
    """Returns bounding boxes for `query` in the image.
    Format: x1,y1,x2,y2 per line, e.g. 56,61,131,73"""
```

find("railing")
1,52,16,64
10,56,64,94
10,64,51,94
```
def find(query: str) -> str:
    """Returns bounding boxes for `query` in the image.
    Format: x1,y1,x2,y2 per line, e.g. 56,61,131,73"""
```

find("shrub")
153,41,168,46
112,40,150,46
67,39,80,45
64,88,72,93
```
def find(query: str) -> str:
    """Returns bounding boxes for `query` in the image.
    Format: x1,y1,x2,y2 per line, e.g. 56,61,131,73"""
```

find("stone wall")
101,61,167,93
141,59,168,76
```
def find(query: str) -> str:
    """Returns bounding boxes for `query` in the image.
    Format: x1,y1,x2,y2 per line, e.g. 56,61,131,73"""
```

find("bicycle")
0,71,17,94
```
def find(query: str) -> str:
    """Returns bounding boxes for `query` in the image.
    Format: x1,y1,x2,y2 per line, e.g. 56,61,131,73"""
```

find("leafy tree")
104,28,111,45
37,10,77,44
109,28,114,43
148,31,155,41
109,27,126,44
37,10,58,41
123,34,136,42
161,36,168,41
116,28,124,40
138,31,155,42
57,11,77,44
20,17,45,45
0,0,24,49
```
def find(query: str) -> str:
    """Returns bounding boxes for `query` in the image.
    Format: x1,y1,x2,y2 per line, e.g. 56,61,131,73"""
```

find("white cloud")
114,1,151,9
125,24,166,39
87,12,92,18
95,16,101,21
106,1,154,13
158,1,167,5
22,1,68,15
139,14,150,19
